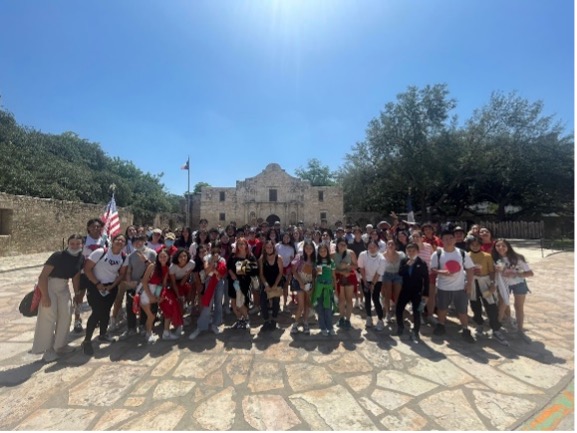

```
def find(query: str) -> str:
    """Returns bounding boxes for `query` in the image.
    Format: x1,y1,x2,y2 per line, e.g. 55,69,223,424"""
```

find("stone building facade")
190,163,343,228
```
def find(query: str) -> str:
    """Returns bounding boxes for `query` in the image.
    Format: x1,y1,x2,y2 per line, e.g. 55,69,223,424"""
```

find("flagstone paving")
0,244,573,430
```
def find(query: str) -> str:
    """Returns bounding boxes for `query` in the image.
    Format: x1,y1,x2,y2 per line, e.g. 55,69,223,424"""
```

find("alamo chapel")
190,163,344,228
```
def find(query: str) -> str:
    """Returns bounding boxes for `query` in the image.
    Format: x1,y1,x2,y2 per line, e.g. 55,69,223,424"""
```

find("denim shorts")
509,281,530,295
290,278,302,292
382,272,402,284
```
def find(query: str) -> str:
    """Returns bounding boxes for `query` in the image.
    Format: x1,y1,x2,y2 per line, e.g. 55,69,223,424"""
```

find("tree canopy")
0,108,181,224
295,158,336,186
339,85,573,220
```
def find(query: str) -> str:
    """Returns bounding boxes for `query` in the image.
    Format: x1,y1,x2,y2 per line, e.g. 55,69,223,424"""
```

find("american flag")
101,195,121,238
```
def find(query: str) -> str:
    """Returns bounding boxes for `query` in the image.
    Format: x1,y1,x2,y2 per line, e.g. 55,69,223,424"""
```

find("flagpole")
187,156,191,228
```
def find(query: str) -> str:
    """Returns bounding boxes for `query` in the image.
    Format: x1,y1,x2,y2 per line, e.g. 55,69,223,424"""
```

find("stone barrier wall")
0,193,133,257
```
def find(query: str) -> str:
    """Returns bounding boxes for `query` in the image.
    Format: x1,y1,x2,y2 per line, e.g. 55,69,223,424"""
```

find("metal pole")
187,156,191,227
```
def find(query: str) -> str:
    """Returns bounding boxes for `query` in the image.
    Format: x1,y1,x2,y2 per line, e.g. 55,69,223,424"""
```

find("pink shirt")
417,242,434,270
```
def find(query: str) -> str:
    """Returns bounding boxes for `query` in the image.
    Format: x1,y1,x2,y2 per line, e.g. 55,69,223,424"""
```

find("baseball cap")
165,232,176,240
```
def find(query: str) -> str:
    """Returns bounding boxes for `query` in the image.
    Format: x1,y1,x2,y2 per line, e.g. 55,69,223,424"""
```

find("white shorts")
139,283,162,305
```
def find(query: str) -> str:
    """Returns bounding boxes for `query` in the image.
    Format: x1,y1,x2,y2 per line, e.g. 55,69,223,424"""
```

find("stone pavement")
0,243,573,431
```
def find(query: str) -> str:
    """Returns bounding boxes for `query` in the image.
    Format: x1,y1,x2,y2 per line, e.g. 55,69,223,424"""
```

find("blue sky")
0,0,573,196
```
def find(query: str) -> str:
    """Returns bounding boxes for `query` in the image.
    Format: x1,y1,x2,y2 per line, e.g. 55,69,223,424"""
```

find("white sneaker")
366,317,373,328
290,323,299,334
375,320,385,331
320,329,329,336
188,329,201,340
211,325,220,335
162,331,179,341
328,328,336,336
42,349,58,363
55,344,75,354
145,333,156,344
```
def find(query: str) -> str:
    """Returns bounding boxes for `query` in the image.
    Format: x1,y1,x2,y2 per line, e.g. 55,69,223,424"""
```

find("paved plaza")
0,242,574,430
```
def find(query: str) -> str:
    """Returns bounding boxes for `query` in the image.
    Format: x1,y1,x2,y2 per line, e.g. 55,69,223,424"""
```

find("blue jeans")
316,304,334,331
197,279,226,330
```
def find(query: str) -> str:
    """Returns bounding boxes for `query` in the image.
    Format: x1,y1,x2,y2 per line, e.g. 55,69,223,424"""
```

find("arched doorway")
266,214,281,226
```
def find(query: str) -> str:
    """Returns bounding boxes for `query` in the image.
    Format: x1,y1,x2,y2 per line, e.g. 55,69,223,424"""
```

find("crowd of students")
30,216,534,362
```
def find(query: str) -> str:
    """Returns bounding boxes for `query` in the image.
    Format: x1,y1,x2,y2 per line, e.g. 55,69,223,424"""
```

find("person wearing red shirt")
479,227,495,253
422,222,443,249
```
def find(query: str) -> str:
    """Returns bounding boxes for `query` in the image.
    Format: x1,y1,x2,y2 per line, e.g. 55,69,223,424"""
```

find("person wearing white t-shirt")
358,240,386,331
73,218,108,333
81,234,128,356
430,229,475,343
492,238,534,343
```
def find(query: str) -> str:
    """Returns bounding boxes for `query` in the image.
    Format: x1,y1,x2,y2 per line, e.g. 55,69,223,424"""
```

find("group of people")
30,215,533,362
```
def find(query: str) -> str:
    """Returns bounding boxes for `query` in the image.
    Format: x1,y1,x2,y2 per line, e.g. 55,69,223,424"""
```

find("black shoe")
396,326,405,337
337,317,345,328
261,321,271,331
269,320,277,330
462,328,476,343
433,323,446,336
411,331,421,343
232,320,242,329
82,341,94,356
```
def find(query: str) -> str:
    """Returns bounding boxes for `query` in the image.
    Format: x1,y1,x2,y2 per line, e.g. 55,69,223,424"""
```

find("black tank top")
262,254,281,286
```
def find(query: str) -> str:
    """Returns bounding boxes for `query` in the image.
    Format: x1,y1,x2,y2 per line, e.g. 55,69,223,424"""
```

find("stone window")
269,189,278,202
219,191,225,202
0,209,13,235
219,212,226,221
320,212,327,221
318,191,324,202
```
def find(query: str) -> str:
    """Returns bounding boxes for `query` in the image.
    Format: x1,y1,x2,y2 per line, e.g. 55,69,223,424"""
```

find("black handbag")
19,285,40,317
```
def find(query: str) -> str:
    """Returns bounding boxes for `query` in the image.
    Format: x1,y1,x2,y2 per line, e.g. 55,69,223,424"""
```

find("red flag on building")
101,195,121,238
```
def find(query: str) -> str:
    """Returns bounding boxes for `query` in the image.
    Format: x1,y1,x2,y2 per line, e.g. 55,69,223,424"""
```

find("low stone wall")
0,193,133,257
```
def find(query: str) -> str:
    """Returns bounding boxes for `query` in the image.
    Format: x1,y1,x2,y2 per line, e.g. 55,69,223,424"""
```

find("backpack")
435,247,466,270
94,247,127,265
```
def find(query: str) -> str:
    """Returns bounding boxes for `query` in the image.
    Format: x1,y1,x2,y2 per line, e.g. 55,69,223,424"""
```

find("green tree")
193,182,211,194
0,106,181,224
295,158,336,186
340,84,458,218
464,91,574,218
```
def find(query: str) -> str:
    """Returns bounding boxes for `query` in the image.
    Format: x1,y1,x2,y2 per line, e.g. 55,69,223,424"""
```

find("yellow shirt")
468,250,494,276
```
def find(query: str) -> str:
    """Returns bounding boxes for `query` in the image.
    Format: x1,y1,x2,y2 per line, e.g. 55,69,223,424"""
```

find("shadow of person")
0,361,45,387
253,326,285,351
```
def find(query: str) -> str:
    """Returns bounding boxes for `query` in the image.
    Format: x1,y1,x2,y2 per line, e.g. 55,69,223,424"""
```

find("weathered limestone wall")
0,193,133,257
